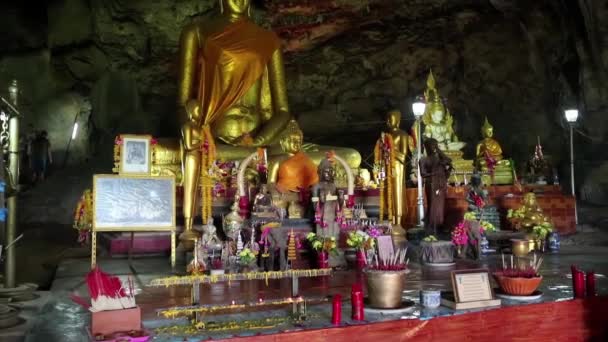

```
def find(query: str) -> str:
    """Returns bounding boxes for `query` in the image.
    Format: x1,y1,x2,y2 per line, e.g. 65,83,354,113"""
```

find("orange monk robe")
276,152,319,193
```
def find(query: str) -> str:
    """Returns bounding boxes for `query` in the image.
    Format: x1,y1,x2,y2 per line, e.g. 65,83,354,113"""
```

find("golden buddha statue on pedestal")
176,0,360,244
475,117,514,184
419,70,473,183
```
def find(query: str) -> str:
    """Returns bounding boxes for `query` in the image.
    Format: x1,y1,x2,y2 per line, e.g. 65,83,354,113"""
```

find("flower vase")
546,232,560,252
356,250,366,270
317,251,329,269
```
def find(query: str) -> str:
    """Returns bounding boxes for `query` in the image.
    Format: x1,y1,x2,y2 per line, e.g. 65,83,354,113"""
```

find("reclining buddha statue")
175,0,361,243
418,70,473,183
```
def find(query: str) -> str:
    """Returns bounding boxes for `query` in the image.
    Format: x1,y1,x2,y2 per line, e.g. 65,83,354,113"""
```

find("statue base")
444,150,474,185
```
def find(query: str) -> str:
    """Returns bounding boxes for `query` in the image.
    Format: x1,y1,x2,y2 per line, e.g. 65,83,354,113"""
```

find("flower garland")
155,316,289,335
199,127,217,224
73,189,93,244
158,297,310,319
148,268,332,287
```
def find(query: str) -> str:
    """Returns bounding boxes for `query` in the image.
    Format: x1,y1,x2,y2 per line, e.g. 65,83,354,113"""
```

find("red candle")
586,271,596,297
331,294,342,325
571,266,585,299
351,284,364,321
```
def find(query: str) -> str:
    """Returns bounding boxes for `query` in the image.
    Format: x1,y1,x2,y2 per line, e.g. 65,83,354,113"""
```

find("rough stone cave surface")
0,0,607,202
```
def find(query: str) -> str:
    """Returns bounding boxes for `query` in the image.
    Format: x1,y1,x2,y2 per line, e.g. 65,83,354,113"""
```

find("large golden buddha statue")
176,0,360,164
176,0,360,244
475,117,514,184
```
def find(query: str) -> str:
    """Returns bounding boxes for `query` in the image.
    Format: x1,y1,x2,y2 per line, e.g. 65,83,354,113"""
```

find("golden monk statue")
475,117,514,184
181,100,204,244
383,110,409,239
176,0,360,244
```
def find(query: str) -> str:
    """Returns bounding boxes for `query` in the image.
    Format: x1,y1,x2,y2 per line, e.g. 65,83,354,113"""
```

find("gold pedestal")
444,150,474,184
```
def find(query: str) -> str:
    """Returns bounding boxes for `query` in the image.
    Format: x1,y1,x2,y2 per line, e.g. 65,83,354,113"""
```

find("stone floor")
13,244,608,342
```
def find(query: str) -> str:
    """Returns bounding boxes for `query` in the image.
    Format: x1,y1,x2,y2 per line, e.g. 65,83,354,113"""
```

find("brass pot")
511,239,530,257
364,269,406,309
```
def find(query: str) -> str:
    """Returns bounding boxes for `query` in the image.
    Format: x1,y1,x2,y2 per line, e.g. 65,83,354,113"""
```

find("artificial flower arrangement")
346,230,375,251
506,207,526,230
451,221,468,246
239,248,257,265
532,222,553,240
306,232,337,254
422,235,439,242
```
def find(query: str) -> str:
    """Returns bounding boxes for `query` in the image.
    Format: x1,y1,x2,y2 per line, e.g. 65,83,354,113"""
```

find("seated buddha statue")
268,120,319,193
176,0,361,166
475,117,513,184
422,71,466,152
176,0,360,243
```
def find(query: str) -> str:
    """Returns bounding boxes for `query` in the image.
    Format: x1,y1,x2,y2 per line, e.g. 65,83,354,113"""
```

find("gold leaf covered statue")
422,71,465,152
514,192,551,230
475,117,514,184
177,0,361,245
418,70,472,183
379,110,409,244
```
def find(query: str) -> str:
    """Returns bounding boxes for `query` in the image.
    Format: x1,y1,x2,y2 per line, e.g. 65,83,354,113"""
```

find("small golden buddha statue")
519,192,551,230
268,120,319,193
422,71,465,152
475,117,513,184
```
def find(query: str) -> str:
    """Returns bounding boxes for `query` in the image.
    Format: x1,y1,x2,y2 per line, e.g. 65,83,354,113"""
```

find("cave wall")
0,0,606,200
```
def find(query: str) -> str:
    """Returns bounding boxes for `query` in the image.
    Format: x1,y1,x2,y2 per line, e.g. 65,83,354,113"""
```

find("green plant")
507,207,525,219
480,220,496,233
532,222,553,240
423,235,438,242
306,233,337,253
346,231,375,250
463,211,477,220
239,248,257,265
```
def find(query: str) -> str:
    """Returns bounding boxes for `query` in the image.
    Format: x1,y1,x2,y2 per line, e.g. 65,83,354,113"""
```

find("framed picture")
119,134,152,175
93,174,176,231
450,269,495,303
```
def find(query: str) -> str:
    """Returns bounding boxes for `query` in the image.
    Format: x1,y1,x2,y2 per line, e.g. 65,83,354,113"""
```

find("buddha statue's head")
481,117,494,138
423,70,447,124
185,99,202,125
317,158,336,183
279,120,303,154
219,0,251,15
386,110,402,130
523,192,538,208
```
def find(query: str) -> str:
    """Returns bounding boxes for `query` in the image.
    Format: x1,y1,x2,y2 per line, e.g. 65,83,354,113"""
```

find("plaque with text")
451,269,495,303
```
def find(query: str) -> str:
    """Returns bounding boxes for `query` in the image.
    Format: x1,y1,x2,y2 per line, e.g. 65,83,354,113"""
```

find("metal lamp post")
412,99,426,228
564,109,578,225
